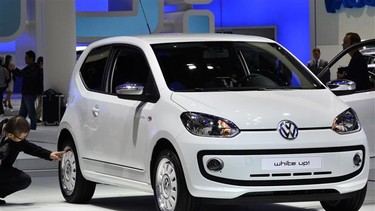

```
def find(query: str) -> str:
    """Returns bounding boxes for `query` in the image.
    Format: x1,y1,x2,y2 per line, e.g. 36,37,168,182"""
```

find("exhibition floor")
1,95,374,210
0,175,374,211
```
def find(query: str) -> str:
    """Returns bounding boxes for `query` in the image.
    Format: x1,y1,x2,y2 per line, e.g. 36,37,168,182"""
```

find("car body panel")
58,34,369,202
318,39,375,157
171,90,347,129
339,91,375,156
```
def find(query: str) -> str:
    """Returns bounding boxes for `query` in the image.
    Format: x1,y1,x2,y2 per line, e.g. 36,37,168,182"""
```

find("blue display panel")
76,0,160,37
76,0,108,12
0,41,16,52
76,0,133,12
194,0,311,64
325,0,375,13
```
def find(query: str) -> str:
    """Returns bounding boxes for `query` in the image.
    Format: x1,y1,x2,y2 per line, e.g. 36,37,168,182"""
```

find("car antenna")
139,0,152,34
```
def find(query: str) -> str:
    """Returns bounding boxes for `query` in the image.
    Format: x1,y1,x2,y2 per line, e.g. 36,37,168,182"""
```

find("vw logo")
278,120,298,140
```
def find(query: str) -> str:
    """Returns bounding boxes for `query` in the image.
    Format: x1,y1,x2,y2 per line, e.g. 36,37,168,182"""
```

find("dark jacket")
37,67,44,95
0,138,52,169
346,51,371,91
13,63,40,95
307,59,330,84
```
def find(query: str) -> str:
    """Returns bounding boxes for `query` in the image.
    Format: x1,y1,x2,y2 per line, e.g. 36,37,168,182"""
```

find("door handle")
92,105,100,117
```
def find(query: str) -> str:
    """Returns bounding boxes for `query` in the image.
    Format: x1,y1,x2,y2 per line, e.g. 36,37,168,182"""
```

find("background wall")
195,0,311,64
1,0,374,95
314,0,375,79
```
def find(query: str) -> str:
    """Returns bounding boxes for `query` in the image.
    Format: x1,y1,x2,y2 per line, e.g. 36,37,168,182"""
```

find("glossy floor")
0,176,373,211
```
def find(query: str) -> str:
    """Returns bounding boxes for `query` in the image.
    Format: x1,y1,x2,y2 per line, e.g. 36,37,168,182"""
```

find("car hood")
171,90,348,130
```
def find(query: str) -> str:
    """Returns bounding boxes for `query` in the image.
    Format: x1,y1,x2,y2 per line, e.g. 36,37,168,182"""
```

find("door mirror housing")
116,83,144,96
327,79,356,96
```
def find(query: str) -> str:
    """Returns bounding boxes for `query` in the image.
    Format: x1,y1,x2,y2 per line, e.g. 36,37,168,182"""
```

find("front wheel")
59,139,96,203
320,184,367,211
153,149,200,211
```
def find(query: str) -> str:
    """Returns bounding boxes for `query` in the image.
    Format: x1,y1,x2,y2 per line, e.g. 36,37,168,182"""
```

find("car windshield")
152,41,323,92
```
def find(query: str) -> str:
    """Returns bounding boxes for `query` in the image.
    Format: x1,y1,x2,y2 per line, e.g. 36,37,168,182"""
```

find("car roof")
93,33,276,46
134,33,275,44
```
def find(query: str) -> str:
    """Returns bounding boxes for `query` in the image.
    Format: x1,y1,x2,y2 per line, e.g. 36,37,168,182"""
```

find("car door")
319,39,375,157
78,45,112,161
88,45,159,181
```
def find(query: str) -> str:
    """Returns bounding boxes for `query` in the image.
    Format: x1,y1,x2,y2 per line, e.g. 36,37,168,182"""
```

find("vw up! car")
58,34,369,211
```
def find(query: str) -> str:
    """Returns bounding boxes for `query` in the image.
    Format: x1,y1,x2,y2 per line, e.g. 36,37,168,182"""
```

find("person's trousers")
35,95,43,121
0,167,32,198
19,95,37,130
0,86,7,115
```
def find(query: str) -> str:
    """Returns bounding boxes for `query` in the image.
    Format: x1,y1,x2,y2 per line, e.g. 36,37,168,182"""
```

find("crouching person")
0,116,65,204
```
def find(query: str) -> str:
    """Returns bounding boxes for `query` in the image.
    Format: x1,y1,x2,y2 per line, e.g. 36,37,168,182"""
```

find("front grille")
197,145,365,186
250,171,332,178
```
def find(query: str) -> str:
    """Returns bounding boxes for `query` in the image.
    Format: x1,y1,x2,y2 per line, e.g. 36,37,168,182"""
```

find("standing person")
3,55,14,110
36,57,44,123
8,50,39,130
0,116,65,205
307,48,329,84
337,32,371,91
0,59,10,116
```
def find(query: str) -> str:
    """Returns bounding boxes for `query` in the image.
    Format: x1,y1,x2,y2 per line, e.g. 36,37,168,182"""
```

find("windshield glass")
152,42,322,92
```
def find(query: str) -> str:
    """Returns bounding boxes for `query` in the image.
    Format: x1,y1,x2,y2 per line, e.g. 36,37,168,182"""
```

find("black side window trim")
106,44,160,103
79,45,113,93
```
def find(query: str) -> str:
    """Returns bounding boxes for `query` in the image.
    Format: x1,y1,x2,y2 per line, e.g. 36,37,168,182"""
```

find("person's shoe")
0,199,6,205
8,105,12,109
37,119,42,123
2,101,6,108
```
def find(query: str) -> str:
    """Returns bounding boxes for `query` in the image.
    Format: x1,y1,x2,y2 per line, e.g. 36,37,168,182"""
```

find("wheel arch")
150,138,178,187
58,128,75,151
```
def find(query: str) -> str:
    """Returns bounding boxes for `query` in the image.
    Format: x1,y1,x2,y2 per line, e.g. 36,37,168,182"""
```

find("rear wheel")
59,139,96,203
320,184,367,211
153,149,200,211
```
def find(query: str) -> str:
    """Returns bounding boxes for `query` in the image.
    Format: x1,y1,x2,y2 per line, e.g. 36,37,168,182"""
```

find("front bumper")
198,145,365,186
175,129,370,199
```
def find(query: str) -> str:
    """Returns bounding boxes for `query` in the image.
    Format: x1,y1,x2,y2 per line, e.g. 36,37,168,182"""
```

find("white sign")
261,157,322,171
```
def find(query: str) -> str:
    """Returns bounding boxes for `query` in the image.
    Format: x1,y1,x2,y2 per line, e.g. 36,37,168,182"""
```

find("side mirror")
326,79,356,96
116,83,144,96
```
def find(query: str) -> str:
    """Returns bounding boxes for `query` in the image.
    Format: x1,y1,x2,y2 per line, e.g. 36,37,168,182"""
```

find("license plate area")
261,156,322,171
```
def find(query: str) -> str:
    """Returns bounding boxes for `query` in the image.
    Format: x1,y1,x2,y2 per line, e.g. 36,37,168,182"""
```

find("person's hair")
5,55,12,66
346,32,361,45
3,116,30,136
26,50,36,61
312,48,321,53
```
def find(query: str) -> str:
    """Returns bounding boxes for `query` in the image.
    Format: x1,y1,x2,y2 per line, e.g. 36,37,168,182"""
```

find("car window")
361,48,375,90
109,47,158,101
152,42,322,92
327,45,375,93
80,45,111,92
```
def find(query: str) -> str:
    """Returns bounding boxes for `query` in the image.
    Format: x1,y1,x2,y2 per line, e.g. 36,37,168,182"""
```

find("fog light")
353,153,362,167
207,158,224,172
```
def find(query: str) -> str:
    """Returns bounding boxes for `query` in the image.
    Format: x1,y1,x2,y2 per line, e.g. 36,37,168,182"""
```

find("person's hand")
50,151,65,161
8,63,16,70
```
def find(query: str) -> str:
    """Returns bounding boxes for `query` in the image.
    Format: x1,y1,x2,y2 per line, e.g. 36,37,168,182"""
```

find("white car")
58,34,369,211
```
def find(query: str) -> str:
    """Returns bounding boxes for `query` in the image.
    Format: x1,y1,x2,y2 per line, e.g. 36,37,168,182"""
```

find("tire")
59,139,96,203
153,149,201,211
320,184,367,211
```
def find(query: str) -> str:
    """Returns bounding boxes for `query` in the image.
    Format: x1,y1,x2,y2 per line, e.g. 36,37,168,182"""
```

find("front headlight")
332,108,361,134
180,112,240,138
